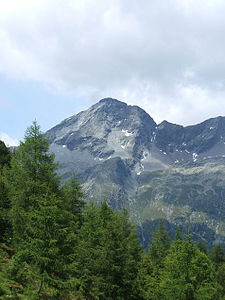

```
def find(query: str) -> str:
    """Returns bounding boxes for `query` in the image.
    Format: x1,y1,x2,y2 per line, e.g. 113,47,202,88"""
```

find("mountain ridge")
45,98,225,248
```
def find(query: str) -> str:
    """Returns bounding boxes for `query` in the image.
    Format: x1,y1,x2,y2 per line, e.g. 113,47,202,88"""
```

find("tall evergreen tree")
210,244,225,299
160,236,217,300
210,243,225,268
75,200,142,299
215,262,225,298
196,240,208,255
135,253,155,300
0,140,12,243
0,140,11,167
149,220,170,267
6,122,79,295
137,220,170,299
6,121,60,250
61,174,85,226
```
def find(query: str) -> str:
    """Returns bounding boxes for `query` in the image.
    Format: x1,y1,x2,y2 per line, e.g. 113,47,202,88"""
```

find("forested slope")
0,122,225,299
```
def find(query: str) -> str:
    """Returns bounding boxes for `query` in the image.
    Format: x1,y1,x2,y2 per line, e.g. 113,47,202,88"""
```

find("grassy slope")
134,162,225,248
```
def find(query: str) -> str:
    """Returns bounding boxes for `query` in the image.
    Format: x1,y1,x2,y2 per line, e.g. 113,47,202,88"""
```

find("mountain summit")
47,98,156,162
46,98,225,248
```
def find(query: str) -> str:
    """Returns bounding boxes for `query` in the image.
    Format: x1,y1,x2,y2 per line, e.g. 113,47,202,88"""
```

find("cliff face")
46,98,225,248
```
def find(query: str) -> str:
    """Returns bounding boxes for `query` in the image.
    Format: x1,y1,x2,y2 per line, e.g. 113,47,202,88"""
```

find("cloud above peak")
1,0,225,125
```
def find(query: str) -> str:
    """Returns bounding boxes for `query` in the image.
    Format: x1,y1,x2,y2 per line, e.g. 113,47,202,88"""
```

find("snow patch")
152,131,156,141
122,129,133,136
185,149,190,153
65,116,73,121
137,163,144,175
193,153,198,162
95,157,104,161
141,152,148,161
62,145,66,148
210,127,214,130
121,145,126,149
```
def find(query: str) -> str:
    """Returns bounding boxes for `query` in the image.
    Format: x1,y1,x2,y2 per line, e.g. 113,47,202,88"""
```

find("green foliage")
196,240,208,255
149,220,170,267
216,262,225,298
174,227,183,241
135,253,156,300
4,121,81,296
160,237,217,300
0,141,12,243
0,140,11,167
61,174,85,226
210,243,225,267
74,200,142,299
2,121,225,298
6,122,61,250
0,175,11,243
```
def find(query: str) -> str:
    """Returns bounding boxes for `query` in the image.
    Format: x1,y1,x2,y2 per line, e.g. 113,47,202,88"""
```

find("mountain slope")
46,98,225,248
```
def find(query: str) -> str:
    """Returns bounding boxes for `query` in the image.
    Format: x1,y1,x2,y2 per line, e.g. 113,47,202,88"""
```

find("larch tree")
160,236,217,300
6,121,79,295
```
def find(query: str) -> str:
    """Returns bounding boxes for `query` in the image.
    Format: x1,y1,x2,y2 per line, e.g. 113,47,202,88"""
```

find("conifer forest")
0,122,225,299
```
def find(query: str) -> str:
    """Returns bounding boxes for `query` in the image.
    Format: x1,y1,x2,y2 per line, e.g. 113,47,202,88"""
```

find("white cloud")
1,0,225,125
0,132,19,147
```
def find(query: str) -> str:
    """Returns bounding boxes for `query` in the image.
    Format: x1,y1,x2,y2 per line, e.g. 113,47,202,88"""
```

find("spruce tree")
210,243,225,267
216,262,225,298
75,200,142,299
135,253,155,300
149,220,170,267
62,174,85,226
138,220,170,299
196,240,208,255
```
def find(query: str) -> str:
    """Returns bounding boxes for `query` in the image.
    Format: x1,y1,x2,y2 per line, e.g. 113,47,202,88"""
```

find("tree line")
0,121,225,299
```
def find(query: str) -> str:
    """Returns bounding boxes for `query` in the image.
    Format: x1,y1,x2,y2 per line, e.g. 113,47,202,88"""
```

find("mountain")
46,98,225,248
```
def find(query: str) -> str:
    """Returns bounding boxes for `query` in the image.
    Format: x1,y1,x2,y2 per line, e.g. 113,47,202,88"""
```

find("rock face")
46,98,225,248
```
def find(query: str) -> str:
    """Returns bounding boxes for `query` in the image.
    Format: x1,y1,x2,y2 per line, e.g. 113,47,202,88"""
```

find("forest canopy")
0,121,225,299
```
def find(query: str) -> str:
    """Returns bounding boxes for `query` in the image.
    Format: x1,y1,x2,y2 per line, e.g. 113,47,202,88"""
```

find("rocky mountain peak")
46,98,157,168
45,99,225,249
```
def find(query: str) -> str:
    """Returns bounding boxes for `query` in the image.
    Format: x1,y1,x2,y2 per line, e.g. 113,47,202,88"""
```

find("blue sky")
0,74,88,143
1,0,225,146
